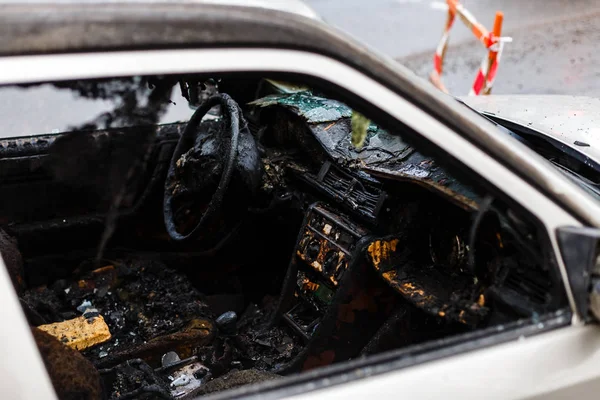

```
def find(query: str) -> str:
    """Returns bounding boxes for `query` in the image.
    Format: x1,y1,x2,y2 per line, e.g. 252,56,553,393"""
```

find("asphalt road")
306,0,600,96
306,0,600,57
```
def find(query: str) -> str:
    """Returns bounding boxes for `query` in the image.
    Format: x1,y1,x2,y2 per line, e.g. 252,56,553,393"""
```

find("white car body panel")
288,323,600,400
0,48,597,399
0,256,57,399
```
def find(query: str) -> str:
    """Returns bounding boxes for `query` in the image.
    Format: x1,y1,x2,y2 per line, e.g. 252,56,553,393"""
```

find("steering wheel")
163,93,241,242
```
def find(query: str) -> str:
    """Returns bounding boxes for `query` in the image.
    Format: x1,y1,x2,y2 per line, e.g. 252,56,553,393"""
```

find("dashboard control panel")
283,203,368,340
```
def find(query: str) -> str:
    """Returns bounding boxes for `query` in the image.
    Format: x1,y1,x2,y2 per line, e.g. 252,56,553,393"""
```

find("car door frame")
0,47,598,400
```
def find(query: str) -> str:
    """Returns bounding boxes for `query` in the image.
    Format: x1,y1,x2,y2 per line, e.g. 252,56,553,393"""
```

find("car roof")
0,2,332,57
0,0,320,18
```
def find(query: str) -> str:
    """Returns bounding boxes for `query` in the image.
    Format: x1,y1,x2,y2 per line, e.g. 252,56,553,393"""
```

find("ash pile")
20,257,300,399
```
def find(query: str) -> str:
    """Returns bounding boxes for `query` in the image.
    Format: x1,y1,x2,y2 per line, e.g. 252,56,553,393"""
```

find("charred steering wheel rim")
163,93,241,242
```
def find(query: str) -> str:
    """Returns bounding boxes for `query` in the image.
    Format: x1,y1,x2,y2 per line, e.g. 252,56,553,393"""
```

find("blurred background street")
306,0,600,96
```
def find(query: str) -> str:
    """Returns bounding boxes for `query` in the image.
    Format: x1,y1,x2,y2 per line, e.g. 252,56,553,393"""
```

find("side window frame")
0,47,592,400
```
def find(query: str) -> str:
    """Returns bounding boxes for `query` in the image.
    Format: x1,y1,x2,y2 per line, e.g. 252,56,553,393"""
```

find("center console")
271,202,399,373
280,203,368,341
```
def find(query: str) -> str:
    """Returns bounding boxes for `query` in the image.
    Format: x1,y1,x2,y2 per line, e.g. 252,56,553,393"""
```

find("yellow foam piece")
38,315,111,351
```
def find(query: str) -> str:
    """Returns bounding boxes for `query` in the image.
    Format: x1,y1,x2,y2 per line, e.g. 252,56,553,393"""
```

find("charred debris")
0,77,567,399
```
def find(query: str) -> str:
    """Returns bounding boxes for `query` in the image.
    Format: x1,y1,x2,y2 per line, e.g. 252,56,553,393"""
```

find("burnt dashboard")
282,203,368,341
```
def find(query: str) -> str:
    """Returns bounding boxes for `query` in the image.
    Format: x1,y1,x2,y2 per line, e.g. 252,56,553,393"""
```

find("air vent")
299,161,387,222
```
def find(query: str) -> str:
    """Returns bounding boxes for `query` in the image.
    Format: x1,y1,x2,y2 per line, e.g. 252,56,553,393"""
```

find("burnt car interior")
0,75,570,399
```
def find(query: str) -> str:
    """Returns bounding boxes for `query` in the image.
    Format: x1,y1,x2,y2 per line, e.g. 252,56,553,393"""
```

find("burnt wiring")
99,359,171,400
